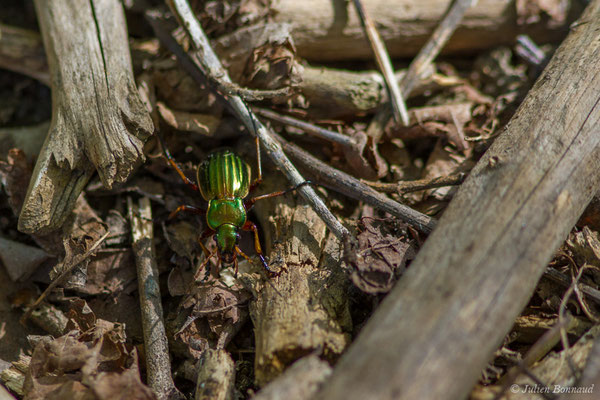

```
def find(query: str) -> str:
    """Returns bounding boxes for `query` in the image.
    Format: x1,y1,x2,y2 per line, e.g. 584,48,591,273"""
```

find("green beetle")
159,136,307,279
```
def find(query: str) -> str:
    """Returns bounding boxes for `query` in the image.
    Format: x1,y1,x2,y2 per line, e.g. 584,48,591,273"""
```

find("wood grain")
315,0,600,399
19,0,153,233
272,0,582,61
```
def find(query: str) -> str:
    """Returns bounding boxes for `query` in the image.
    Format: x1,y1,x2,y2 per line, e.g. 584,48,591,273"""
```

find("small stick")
363,172,466,194
367,0,477,138
275,134,436,234
128,196,184,400
195,349,235,400
253,107,357,148
352,0,409,126
20,231,110,325
492,314,574,400
154,3,351,241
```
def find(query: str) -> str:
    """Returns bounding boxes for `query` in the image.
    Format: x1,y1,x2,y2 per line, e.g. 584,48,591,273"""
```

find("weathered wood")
19,0,153,234
272,0,582,61
250,175,351,387
253,355,332,400
315,1,600,399
0,24,48,85
195,349,235,400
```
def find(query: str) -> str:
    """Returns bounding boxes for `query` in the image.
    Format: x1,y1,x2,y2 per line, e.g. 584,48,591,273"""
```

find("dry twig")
128,196,184,400
352,0,409,126
367,0,477,140
363,172,466,194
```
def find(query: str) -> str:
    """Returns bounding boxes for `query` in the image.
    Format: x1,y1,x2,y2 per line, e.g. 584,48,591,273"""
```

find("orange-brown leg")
156,134,199,191
242,220,279,276
244,181,313,210
168,204,205,220
197,228,213,258
193,248,216,282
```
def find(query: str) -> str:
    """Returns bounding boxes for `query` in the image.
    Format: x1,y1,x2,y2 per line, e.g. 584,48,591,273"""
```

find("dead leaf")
350,218,416,294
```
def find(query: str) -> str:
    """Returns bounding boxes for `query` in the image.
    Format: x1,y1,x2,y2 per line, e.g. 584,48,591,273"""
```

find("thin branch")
128,196,184,400
543,267,600,307
275,134,436,234
492,315,574,400
153,3,350,241
363,172,466,194
253,107,357,148
20,231,110,324
367,0,477,138
352,0,409,126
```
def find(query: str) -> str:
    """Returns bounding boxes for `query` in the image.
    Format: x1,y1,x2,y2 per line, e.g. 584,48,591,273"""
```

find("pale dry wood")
0,384,15,400
195,349,235,400
128,197,183,400
351,0,409,125
315,1,600,399
0,23,49,85
19,0,153,234
272,0,582,61
253,355,332,400
250,175,352,387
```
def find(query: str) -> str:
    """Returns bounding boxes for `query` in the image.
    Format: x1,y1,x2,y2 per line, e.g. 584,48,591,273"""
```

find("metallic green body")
197,150,251,259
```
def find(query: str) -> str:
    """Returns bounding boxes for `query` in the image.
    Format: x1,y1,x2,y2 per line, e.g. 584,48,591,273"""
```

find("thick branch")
19,0,153,233
316,1,600,399
272,0,582,61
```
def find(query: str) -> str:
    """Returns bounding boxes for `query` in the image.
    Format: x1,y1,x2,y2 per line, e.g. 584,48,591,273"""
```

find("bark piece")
315,1,600,399
250,177,352,387
253,355,332,400
195,349,235,400
19,0,153,234
272,0,582,61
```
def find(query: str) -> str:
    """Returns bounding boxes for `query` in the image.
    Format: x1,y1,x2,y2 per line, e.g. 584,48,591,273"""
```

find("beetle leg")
233,255,239,277
242,221,280,276
169,204,205,220
156,134,199,192
244,180,313,210
198,228,213,258
194,248,216,282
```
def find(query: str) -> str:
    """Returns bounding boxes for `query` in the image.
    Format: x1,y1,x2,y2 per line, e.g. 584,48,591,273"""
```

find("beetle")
158,135,309,280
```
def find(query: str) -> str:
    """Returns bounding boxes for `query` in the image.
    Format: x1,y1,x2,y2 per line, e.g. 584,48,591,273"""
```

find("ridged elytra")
158,135,310,280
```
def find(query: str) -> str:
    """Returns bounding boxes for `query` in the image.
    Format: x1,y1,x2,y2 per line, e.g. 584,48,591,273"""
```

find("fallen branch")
271,0,582,61
253,355,332,400
352,0,409,125
276,135,436,234
128,196,184,400
315,1,600,398
195,349,235,400
19,0,153,234
362,172,466,194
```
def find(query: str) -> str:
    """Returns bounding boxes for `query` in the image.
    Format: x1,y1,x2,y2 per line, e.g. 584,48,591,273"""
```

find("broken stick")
315,1,600,399
19,0,153,234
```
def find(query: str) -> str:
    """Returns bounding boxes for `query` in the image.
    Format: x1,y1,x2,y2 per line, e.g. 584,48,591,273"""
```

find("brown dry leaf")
0,148,31,215
165,220,200,265
350,218,416,294
176,280,252,356
567,227,600,268
23,300,154,400
156,102,220,136
392,103,473,151
516,0,569,26
79,251,137,296
214,23,300,93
